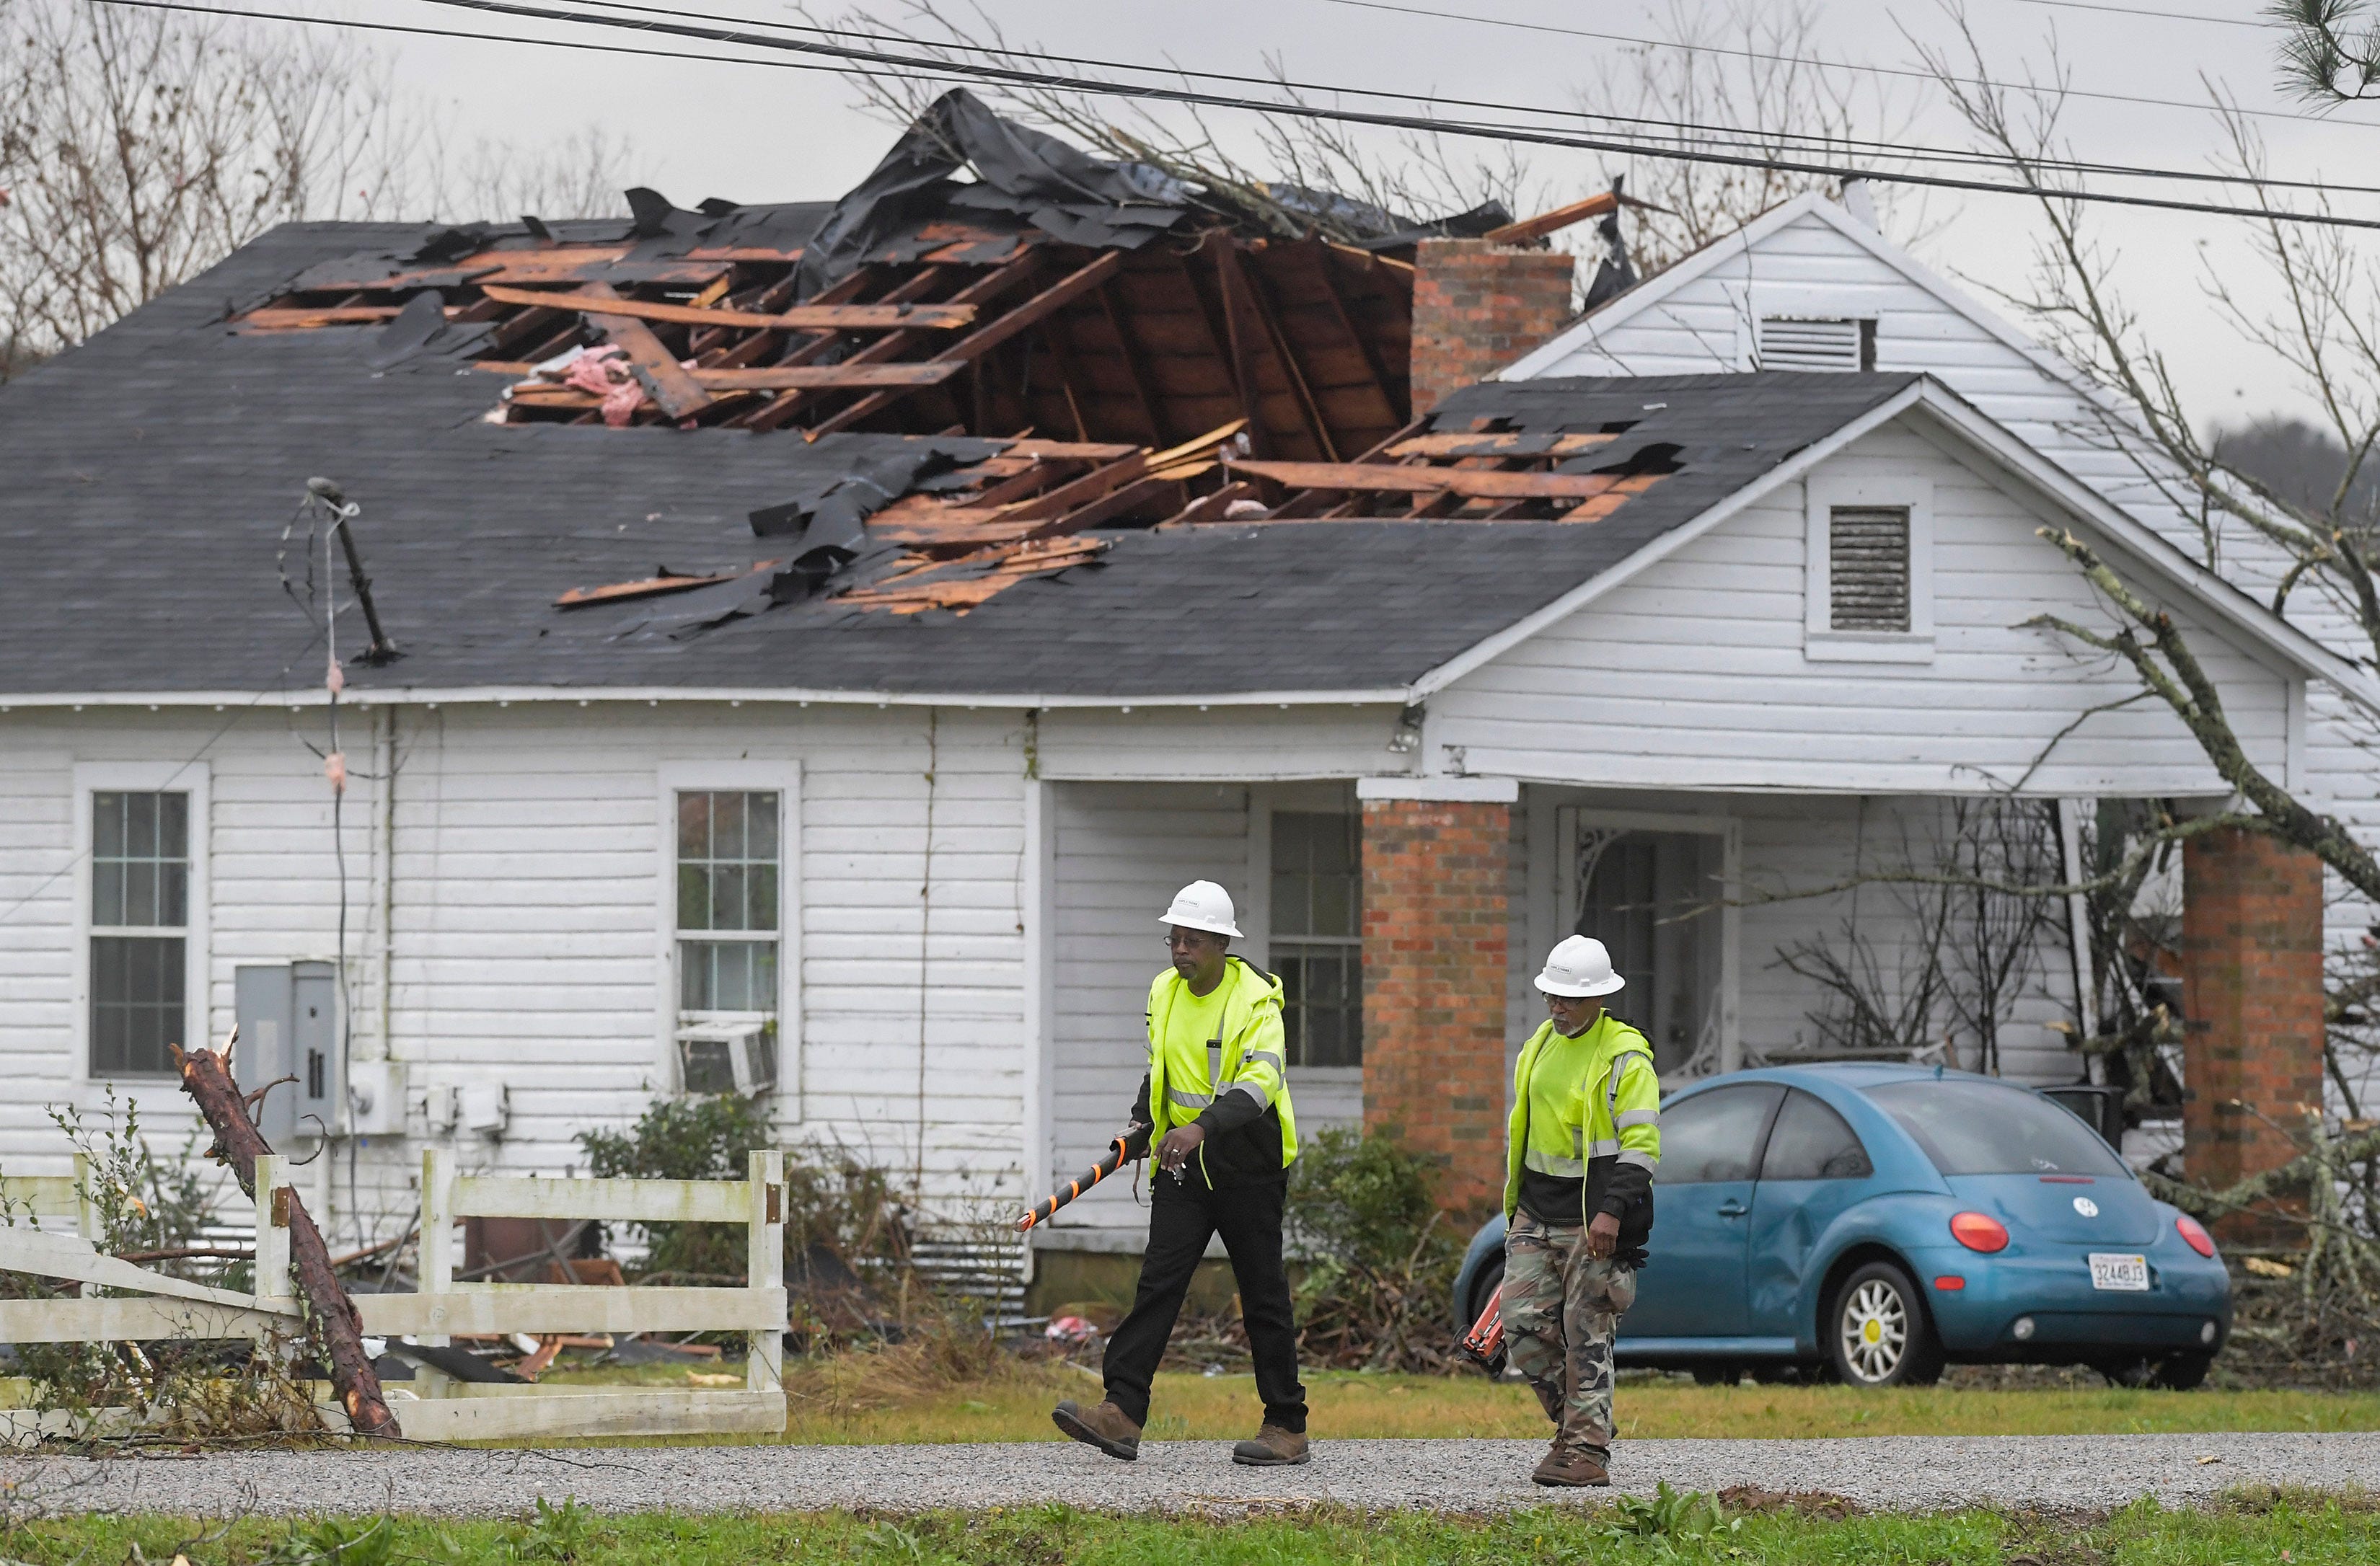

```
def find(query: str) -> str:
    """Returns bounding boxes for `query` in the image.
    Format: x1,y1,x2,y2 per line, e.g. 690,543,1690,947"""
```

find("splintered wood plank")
1223,458,1631,500
738,260,1024,433
995,440,1142,461
477,283,977,332
808,251,1127,438
555,566,771,609
691,363,961,390
1483,190,1621,246
236,305,449,329
1385,432,1620,459
582,282,710,421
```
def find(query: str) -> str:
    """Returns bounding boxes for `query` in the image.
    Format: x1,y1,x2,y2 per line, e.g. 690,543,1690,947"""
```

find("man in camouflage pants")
1501,935,1662,1487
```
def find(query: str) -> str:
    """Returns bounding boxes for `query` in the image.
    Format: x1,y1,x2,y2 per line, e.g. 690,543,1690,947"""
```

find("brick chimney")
2180,824,2327,1247
1409,238,1575,417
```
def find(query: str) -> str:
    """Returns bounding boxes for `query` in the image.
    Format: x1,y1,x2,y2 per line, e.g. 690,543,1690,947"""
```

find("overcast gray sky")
316,0,2380,433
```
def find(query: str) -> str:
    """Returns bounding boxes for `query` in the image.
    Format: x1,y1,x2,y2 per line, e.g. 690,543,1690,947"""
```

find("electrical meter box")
234,961,342,1143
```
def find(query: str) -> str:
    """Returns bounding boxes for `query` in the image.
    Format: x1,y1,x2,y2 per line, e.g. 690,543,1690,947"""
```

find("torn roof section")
229,88,1525,459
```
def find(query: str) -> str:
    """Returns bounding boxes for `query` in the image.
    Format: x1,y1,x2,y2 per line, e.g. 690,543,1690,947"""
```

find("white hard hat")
1159,880,1242,939
1536,934,1625,998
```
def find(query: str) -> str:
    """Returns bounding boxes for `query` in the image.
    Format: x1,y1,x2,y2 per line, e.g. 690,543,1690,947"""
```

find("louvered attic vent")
1828,505,1912,632
1757,316,1874,372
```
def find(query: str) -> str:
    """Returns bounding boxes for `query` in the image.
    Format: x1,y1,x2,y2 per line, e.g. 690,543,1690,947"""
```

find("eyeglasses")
1165,932,1219,952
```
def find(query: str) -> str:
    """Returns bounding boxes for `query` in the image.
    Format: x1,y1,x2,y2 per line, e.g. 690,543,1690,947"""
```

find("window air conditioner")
675,1021,777,1096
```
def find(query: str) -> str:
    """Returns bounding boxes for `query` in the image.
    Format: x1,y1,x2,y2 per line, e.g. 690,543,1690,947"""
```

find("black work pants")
1101,1173,1307,1433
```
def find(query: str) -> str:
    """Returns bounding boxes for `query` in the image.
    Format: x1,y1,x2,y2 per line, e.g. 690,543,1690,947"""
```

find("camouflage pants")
1503,1211,1638,1456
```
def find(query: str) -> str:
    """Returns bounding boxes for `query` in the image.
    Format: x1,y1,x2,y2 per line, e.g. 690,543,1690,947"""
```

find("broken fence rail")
0,1150,787,1444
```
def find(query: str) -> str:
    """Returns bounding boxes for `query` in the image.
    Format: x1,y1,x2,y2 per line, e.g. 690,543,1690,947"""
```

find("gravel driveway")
1,1433,2371,1517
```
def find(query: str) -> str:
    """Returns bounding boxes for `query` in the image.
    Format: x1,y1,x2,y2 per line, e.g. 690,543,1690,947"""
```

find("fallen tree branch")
172,1030,399,1438
2138,1124,2380,1219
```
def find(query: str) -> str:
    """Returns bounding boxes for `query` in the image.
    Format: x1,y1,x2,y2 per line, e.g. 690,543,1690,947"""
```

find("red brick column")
1409,239,1575,417
1361,795,1510,1218
2180,825,2327,1247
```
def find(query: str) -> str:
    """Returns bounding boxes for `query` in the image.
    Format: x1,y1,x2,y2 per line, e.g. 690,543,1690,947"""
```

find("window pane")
680,939,778,1013
1759,1089,1873,1181
712,865,748,932
92,935,183,1076
1867,1081,2127,1177
713,792,746,859
746,864,778,933
94,862,125,928
1656,1084,1784,1185
746,794,778,860
92,791,188,932
1271,873,1307,937
678,793,710,859
1311,875,1353,937
677,865,709,931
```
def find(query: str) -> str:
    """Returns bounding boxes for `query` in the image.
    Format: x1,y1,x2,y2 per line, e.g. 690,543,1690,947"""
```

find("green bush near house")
1287,1125,1464,1370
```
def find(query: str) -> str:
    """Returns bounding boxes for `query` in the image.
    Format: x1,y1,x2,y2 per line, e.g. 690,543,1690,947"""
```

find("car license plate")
2089,1252,2150,1291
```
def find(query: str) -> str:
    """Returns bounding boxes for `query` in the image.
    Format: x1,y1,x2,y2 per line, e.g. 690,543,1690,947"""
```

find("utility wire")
2002,0,2273,29
545,0,2380,198
87,0,2380,229
1315,0,2371,131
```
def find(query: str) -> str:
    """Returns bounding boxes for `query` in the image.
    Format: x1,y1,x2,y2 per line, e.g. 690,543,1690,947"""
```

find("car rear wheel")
1827,1261,1945,1388
2152,1353,2211,1391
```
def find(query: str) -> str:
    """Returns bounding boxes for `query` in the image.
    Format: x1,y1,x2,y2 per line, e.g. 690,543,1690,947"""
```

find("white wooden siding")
1519,198,2380,968
1429,422,2293,797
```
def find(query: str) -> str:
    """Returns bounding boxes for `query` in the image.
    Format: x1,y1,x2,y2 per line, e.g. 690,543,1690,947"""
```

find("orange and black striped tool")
1458,1283,1506,1371
1015,1132,1142,1232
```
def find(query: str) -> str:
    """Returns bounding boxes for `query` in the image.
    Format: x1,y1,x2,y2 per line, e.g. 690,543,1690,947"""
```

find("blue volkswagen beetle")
1451,1063,2231,1387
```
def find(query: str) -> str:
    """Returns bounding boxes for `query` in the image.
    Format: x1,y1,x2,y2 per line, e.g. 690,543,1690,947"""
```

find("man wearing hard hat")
1052,880,1308,1467
1502,934,1662,1487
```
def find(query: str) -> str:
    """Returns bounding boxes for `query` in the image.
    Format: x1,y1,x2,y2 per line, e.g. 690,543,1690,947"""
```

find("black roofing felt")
0,220,1921,698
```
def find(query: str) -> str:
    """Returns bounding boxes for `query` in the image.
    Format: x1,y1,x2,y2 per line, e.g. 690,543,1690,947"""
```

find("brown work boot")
1231,1423,1310,1467
1531,1442,1610,1487
1051,1398,1141,1461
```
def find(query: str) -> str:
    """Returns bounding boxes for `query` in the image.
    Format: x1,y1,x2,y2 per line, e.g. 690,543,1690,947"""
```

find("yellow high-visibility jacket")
1129,956,1297,1187
1503,1012,1662,1244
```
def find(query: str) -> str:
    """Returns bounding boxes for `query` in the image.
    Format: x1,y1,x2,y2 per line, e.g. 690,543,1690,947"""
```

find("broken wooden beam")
1222,458,1631,500
175,1032,399,1438
235,305,457,329
477,284,978,333
555,563,778,609
808,250,1126,438
1481,190,1621,247
582,282,710,422
1385,432,1618,459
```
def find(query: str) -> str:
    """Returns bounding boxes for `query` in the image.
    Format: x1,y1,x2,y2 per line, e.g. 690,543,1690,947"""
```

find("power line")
1317,0,2375,132
545,0,2380,198
2001,0,2273,29
88,0,2380,230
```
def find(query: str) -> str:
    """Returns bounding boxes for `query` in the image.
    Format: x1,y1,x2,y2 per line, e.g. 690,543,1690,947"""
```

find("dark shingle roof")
0,221,1922,699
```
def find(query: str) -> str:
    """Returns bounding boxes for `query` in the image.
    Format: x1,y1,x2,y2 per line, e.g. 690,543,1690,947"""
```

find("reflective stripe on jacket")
1146,956,1298,1171
1502,1012,1662,1224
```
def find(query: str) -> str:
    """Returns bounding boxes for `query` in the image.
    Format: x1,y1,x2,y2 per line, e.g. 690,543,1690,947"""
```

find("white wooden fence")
0,1150,787,1444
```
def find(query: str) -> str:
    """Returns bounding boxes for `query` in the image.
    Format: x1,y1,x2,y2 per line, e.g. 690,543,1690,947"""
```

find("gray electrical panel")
234,962,341,1144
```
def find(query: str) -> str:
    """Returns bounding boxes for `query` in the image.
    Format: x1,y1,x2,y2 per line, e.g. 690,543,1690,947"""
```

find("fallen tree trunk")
174,1031,400,1438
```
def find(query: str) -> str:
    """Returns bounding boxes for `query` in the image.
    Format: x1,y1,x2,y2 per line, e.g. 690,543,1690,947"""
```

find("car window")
1655,1083,1784,1185
1866,1079,2128,1177
1759,1089,1874,1181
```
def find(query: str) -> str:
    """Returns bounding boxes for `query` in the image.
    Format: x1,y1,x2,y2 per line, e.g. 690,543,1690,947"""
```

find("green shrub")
1287,1125,1462,1371
577,1092,773,1279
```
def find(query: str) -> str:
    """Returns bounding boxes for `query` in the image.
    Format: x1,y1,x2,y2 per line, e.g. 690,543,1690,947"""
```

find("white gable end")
1427,417,2296,797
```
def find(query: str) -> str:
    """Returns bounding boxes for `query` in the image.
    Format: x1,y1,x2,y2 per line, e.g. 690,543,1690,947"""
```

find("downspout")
377,706,397,1061
2055,798,2099,1079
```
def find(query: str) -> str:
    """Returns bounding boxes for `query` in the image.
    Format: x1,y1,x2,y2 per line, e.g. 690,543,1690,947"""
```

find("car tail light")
2176,1213,2217,1259
1950,1211,2009,1252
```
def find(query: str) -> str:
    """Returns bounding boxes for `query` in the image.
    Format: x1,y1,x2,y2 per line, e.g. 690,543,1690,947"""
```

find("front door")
1623,1083,1784,1341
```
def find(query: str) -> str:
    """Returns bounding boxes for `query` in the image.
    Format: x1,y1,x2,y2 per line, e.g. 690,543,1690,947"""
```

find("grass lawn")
528,1358,2380,1446
10,1492,2380,1565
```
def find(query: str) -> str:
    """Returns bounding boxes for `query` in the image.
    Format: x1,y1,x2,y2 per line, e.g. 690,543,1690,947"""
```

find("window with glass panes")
676,791,780,1017
90,792,190,1077
1271,810,1362,1068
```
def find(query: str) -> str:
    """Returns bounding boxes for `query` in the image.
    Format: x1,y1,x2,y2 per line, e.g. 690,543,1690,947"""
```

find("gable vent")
1828,505,1911,632
1757,315,1874,372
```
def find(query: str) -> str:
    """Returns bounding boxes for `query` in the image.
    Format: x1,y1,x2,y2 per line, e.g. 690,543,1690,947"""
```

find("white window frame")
1549,805,1740,1081
654,761,801,1116
1804,475,1935,664
1247,782,1365,1102
73,761,211,1096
